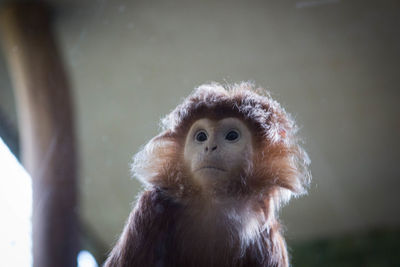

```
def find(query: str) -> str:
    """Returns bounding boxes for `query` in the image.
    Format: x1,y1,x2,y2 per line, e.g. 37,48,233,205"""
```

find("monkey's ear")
131,130,180,187
275,144,311,198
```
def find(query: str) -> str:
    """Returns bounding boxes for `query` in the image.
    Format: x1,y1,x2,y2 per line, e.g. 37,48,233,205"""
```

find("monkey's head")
132,82,310,205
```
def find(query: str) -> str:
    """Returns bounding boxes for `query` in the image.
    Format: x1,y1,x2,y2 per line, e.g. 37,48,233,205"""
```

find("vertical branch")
0,3,79,267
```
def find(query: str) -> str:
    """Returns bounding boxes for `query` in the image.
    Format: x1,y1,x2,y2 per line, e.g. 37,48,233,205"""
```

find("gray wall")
1,0,399,251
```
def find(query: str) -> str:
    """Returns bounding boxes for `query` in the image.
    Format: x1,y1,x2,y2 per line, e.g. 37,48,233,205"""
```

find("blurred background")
0,0,399,266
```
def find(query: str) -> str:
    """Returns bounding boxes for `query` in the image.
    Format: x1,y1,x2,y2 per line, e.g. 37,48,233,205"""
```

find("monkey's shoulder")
136,187,183,213
131,187,185,233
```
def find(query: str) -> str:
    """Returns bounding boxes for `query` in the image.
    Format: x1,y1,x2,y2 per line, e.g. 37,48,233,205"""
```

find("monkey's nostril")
205,146,209,152
211,145,217,151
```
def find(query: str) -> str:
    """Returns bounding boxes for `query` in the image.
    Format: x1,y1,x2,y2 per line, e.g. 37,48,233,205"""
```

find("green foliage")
289,228,400,267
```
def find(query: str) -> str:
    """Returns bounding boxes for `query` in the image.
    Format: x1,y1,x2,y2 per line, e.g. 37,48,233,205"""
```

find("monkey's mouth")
197,166,226,172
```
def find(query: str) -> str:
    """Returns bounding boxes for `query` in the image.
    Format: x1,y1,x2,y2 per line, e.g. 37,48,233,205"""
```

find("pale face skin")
183,118,253,190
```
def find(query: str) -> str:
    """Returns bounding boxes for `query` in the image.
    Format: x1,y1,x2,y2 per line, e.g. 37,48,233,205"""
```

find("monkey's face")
183,117,253,188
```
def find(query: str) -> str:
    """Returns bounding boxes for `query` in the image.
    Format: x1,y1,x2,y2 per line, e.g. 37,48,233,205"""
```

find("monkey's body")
105,189,287,267
104,82,310,267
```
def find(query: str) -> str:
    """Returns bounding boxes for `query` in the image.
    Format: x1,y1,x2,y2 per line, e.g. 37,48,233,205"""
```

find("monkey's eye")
225,130,240,142
195,131,208,142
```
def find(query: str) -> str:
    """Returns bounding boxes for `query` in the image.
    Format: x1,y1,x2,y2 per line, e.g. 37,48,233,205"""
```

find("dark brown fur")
104,82,311,267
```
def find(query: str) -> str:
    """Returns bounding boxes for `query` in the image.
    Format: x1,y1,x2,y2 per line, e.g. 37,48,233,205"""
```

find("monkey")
104,82,311,267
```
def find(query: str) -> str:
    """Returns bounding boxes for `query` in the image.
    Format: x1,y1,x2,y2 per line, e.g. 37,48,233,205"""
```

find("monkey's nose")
205,145,218,152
